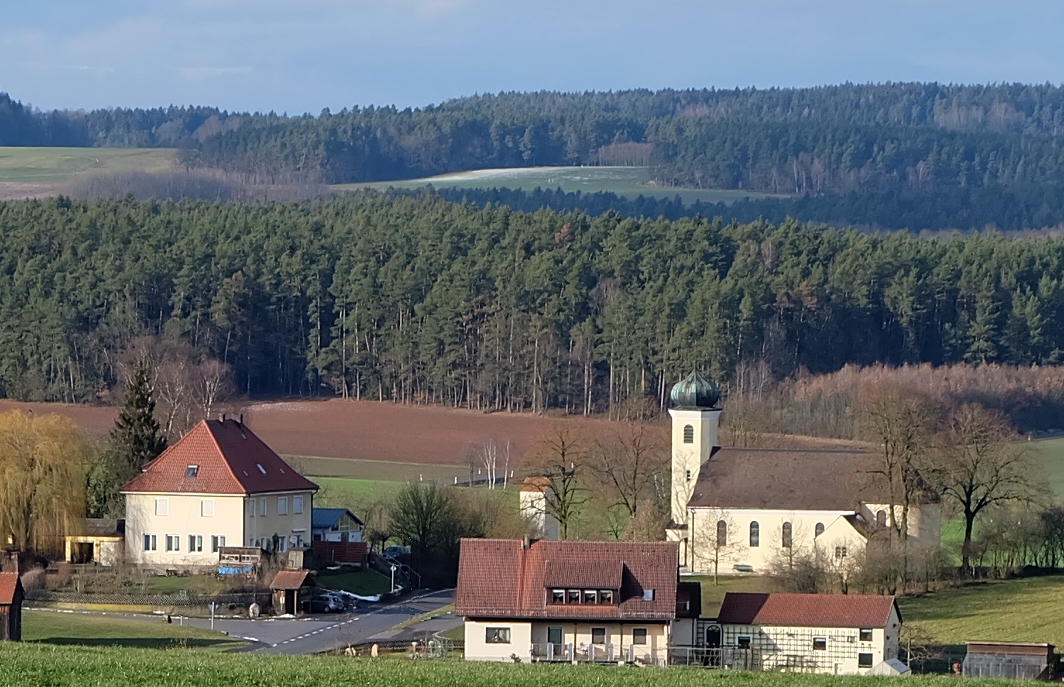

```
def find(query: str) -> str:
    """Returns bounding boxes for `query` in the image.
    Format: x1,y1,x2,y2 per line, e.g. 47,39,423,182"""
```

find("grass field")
22,610,241,650
337,166,785,206
0,147,176,183
899,576,1064,647
1030,436,1064,497
0,643,1000,687
315,569,392,595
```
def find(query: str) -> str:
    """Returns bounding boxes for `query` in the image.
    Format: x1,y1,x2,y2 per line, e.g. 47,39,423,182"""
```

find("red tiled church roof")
121,419,318,496
456,539,678,621
0,573,21,605
717,592,900,628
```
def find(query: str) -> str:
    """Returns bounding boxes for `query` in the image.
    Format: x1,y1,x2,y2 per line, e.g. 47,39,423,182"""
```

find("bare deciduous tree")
693,508,740,584
524,424,588,540
592,423,668,517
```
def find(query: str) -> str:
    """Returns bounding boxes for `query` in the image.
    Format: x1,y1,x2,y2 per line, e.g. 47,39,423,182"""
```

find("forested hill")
2,193,1063,408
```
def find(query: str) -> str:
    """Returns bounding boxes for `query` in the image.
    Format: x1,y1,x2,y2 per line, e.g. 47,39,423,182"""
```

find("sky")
3,0,1064,114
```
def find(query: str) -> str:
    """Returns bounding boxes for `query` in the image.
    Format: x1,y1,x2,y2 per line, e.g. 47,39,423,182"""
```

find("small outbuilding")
0,572,24,641
963,642,1057,680
65,519,125,566
270,570,316,616
311,508,363,543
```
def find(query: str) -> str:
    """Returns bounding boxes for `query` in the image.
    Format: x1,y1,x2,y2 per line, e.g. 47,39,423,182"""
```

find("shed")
65,519,125,566
270,570,316,616
963,642,1057,680
870,658,911,676
0,572,24,641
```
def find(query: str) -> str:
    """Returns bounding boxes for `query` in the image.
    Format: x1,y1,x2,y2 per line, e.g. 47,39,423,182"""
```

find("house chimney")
239,413,243,426
221,413,227,423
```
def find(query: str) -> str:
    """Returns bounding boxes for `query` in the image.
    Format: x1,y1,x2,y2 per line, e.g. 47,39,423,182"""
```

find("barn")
0,572,24,641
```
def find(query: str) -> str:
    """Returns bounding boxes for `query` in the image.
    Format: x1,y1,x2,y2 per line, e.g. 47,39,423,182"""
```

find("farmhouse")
666,372,941,574
121,418,318,571
0,572,23,641
456,539,679,664
711,592,902,675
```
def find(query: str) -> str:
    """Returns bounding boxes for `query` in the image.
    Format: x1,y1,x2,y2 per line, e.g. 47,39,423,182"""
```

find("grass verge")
22,610,242,651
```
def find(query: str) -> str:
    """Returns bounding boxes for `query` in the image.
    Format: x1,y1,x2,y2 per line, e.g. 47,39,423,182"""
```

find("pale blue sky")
3,0,1064,114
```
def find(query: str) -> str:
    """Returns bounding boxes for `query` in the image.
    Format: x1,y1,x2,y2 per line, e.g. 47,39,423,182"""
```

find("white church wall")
668,408,719,525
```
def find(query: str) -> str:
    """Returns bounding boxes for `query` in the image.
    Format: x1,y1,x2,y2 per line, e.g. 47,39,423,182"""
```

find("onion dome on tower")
669,370,721,410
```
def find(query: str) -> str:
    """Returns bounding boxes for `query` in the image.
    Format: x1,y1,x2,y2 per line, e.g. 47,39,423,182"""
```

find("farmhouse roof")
270,570,314,591
69,518,125,538
455,539,678,621
121,419,318,496
311,508,364,529
717,592,900,629
0,572,22,605
687,446,938,511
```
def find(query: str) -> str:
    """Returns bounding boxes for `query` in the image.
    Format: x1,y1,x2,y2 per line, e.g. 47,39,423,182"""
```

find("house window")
185,465,199,478
278,497,288,515
749,521,760,547
278,536,288,553
201,499,215,517
683,425,694,443
294,533,304,547
293,496,304,514
143,534,157,552
591,628,606,645
600,590,614,604
547,627,563,645
876,510,887,527
643,589,655,601
815,522,825,537
211,535,226,553
632,628,648,645
717,520,728,547
859,653,874,668
260,498,267,516
582,590,597,604
485,627,511,644
248,500,256,517
859,628,873,642
551,589,564,604
782,521,793,548
567,590,580,604
188,535,203,553
155,498,169,516
813,637,827,651
165,534,180,552
737,636,751,649
835,546,848,560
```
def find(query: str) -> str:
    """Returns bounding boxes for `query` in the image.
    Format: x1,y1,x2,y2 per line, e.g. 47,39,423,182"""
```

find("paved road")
184,589,455,655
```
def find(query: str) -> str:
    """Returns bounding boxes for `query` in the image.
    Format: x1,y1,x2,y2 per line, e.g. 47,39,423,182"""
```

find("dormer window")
599,590,613,604
551,588,618,605
582,590,597,604
185,465,198,478
551,589,565,603
566,590,580,604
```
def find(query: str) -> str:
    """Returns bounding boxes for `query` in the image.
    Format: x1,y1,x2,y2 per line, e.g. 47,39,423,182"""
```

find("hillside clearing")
0,147,176,184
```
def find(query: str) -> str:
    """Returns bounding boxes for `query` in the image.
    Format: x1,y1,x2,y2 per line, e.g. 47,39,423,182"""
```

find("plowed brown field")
0,398,619,466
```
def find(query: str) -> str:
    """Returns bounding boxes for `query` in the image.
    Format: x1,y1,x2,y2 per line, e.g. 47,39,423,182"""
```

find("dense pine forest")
2,193,1063,411
8,84,1064,230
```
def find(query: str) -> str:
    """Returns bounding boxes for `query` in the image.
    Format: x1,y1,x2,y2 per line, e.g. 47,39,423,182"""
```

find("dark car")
300,596,343,614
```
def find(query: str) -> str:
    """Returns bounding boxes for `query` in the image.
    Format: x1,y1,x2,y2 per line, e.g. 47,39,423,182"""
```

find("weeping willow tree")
0,411,91,552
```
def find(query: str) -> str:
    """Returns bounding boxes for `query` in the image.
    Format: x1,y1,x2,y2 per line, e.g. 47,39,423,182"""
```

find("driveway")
183,588,455,655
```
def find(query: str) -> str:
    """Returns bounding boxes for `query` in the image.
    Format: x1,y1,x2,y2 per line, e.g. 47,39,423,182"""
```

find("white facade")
519,481,561,540
125,490,313,570
464,618,670,663
719,606,901,674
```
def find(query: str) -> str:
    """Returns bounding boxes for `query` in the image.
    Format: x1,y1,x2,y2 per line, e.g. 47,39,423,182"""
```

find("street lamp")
390,564,397,593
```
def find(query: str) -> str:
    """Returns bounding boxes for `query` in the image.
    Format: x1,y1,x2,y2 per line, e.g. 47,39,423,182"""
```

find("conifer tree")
112,363,167,473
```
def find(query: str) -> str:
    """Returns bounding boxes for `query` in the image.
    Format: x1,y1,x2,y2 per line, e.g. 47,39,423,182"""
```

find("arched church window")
876,510,887,527
716,520,728,547
683,425,694,443
782,521,792,548
815,522,825,537
749,521,759,547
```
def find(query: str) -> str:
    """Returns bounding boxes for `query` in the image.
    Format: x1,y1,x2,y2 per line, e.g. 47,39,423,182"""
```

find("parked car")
301,595,343,614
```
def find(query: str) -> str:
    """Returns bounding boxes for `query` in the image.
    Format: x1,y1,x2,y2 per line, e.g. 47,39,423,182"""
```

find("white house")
711,591,902,675
311,508,363,542
121,418,318,571
456,539,684,664
518,477,561,540
665,372,941,575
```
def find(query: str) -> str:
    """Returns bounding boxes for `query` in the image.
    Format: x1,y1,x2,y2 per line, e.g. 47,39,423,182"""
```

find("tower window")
749,521,760,547
782,521,792,548
685,469,691,482
815,522,825,537
683,425,694,443
876,510,887,527
717,520,728,547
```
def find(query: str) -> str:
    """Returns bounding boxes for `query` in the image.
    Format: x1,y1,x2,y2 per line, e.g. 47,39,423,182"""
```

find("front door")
547,626,563,645
705,625,721,648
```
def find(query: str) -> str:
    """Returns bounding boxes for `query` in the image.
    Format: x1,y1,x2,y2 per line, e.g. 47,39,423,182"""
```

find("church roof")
670,371,721,409
687,446,937,511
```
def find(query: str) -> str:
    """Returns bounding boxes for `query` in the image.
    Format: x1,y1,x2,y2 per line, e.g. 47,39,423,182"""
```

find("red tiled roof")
270,570,314,590
717,592,899,629
0,573,21,605
121,419,319,496
455,539,678,621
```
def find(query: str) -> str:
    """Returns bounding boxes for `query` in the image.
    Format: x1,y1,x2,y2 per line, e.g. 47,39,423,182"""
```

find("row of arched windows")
715,520,831,548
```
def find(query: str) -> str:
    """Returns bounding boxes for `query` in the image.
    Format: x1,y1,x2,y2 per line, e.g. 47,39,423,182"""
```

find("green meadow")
22,610,241,651
0,147,176,183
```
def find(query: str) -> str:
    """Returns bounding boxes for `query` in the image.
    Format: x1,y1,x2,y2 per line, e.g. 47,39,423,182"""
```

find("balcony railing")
531,643,662,665
531,643,574,662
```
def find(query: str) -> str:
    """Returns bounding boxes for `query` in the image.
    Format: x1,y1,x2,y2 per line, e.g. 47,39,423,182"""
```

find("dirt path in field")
0,182,59,200
0,398,621,466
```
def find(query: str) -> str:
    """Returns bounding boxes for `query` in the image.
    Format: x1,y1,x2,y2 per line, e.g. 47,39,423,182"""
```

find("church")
665,372,941,575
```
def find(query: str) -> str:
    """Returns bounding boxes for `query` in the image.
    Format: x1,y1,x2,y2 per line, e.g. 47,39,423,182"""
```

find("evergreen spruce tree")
112,363,167,473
